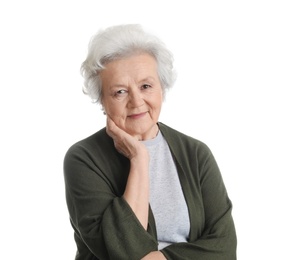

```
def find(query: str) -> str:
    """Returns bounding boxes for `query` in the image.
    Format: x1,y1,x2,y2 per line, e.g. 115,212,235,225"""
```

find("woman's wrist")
130,146,149,165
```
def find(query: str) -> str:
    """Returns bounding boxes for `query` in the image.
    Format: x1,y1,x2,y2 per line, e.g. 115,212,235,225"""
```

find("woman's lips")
128,112,147,119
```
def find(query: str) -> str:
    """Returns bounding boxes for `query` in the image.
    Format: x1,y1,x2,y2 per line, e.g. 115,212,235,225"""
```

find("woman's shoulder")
158,122,213,163
64,127,113,159
158,122,209,150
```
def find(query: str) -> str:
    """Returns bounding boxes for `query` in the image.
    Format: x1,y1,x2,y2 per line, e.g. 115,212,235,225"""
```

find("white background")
1,0,298,259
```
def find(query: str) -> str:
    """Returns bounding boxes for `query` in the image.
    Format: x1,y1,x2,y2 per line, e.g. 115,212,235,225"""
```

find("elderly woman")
64,24,237,260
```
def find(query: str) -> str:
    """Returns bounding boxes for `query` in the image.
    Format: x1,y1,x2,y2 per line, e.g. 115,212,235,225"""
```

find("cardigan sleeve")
161,142,237,260
63,144,158,260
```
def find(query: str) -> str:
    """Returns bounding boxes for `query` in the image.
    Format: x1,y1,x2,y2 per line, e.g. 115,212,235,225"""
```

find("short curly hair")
80,24,177,103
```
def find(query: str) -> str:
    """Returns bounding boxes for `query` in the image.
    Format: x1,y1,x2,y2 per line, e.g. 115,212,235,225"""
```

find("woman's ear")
101,105,106,115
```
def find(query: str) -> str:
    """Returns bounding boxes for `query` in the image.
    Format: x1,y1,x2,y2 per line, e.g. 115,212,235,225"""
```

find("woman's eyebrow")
139,77,156,83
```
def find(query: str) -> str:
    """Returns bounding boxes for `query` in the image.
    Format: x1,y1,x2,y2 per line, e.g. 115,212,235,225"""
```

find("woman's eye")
141,84,151,90
115,89,127,95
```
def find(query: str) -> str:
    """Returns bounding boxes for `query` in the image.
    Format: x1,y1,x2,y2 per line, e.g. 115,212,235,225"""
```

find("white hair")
80,24,177,103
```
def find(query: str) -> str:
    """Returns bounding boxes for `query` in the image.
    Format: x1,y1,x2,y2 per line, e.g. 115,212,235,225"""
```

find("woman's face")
100,53,163,140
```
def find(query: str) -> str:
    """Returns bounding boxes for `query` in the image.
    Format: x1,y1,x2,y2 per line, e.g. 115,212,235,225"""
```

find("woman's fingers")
106,117,144,159
106,116,120,139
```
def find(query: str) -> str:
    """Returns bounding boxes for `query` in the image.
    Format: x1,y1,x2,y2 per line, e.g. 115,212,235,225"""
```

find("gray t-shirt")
143,131,190,250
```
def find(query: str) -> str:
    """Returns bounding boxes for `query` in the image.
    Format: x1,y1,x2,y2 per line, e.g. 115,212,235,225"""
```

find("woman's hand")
106,117,148,160
106,117,150,229
141,251,167,260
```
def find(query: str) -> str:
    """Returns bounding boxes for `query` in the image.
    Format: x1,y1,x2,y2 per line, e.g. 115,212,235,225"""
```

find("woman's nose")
128,90,144,107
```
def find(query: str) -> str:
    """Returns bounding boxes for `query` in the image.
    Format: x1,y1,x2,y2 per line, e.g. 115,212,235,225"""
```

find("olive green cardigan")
64,122,237,259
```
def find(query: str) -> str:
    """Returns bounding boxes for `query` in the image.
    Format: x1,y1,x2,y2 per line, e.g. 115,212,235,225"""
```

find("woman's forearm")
123,154,150,230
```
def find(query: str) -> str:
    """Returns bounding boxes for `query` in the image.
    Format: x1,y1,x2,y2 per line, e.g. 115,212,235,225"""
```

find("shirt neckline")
142,130,163,147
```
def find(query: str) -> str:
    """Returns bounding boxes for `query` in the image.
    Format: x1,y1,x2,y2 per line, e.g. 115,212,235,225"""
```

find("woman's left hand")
141,251,167,260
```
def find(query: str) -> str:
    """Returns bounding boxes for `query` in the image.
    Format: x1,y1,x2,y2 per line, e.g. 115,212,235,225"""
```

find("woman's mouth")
128,112,147,119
